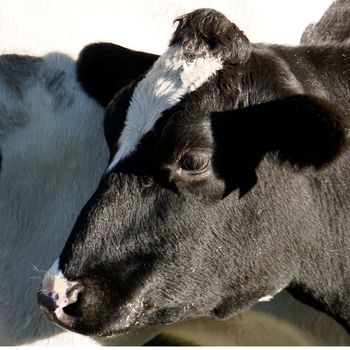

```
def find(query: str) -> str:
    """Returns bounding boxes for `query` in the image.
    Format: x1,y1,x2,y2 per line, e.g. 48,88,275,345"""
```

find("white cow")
1,0,347,346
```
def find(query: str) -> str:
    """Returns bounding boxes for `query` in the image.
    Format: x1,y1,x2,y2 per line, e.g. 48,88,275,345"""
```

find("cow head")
38,9,347,336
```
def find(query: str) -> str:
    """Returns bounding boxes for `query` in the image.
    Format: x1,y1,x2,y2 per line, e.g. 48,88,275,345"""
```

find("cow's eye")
179,153,210,174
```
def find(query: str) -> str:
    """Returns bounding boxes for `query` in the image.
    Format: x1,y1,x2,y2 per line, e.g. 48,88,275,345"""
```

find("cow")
37,0,350,344
0,0,339,346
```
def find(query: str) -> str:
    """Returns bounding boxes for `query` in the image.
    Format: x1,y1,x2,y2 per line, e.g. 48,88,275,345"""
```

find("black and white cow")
38,2,350,342
2,0,342,346
3,0,341,345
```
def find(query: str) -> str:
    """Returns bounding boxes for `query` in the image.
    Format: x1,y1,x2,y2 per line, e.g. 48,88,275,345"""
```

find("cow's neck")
288,255,350,333
239,46,350,333
285,160,350,333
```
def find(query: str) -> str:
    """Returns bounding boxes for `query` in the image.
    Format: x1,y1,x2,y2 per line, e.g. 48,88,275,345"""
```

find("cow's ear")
76,42,158,107
211,95,348,196
104,81,138,157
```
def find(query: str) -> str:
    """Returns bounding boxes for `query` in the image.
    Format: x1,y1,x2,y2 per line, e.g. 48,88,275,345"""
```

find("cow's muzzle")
37,259,86,331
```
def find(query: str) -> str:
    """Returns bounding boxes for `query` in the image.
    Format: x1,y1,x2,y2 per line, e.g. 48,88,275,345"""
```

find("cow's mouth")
38,285,199,337
37,286,150,336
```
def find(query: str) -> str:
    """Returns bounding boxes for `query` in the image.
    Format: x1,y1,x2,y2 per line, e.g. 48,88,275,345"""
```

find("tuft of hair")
170,8,251,64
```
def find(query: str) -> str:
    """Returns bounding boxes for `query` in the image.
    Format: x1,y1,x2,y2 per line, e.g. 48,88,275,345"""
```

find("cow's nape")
170,8,251,64
211,95,348,196
77,43,158,107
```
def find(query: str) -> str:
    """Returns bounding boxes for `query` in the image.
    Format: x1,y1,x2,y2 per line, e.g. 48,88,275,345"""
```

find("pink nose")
37,260,84,326
38,282,84,326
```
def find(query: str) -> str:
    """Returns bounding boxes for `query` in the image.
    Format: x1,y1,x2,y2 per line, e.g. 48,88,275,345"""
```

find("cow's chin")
53,318,136,338
38,294,143,337
68,306,198,337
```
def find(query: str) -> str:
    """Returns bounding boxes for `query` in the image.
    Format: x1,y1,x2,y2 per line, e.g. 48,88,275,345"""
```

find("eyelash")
178,153,210,175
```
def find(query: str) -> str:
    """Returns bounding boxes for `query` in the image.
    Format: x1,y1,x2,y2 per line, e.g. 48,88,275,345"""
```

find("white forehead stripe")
106,44,223,173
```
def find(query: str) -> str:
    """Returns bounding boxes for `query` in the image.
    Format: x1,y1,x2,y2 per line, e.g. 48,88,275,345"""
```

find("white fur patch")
258,295,274,302
41,259,78,310
258,287,284,303
106,44,223,172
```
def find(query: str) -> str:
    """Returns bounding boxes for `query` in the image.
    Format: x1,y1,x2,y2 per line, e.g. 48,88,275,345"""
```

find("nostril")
38,281,84,318
37,291,57,313
66,283,82,303
63,289,83,318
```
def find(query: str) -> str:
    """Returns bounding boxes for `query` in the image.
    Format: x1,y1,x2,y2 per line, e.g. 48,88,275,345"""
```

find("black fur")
77,42,157,107
39,5,350,339
103,82,138,157
211,95,347,197
301,0,350,44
